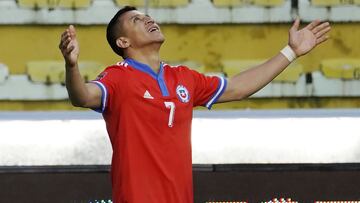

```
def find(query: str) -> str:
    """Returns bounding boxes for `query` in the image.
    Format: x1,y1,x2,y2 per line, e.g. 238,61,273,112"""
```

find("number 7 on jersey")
164,102,175,127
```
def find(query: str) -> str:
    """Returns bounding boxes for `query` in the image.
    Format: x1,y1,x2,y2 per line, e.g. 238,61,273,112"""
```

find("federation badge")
176,85,190,103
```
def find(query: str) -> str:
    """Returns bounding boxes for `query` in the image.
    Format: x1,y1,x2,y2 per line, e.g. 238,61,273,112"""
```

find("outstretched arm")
218,18,331,102
59,25,102,108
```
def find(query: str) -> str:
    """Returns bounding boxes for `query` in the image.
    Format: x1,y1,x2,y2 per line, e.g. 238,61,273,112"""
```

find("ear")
116,37,130,49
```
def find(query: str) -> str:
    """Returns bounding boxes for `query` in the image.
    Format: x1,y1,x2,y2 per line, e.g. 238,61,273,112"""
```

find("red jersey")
92,58,227,203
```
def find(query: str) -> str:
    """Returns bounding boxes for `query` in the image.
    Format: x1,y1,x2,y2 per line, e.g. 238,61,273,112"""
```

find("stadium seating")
27,60,103,85
27,61,65,84
223,59,263,77
59,61,104,83
252,0,285,6
0,63,9,84
212,0,248,7
311,0,360,6
18,0,91,9
310,58,360,97
18,0,48,8
274,63,303,83
114,0,189,7
300,0,360,22
57,0,91,9
319,58,360,80
80,61,104,82
213,0,285,7
166,60,205,73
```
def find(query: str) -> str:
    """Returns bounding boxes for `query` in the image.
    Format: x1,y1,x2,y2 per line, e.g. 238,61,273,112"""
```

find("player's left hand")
288,18,331,57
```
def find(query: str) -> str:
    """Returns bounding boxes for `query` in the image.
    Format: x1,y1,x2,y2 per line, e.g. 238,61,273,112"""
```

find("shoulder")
101,61,130,74
104,61,130,72
163,63,195,73
95,61,129,81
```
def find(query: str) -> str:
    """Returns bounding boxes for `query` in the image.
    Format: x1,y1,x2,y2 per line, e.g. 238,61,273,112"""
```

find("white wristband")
280,45,297,62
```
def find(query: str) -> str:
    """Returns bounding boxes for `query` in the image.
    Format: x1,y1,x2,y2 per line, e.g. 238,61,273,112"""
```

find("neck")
126,44,161,72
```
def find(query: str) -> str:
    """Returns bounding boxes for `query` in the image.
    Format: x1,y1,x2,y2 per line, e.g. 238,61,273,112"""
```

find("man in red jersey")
59,6,330,203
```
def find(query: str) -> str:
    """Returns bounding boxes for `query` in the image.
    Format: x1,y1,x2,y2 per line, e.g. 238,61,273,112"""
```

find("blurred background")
0,0,360,202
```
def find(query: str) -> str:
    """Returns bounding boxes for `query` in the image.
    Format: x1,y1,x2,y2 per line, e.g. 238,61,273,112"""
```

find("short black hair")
106,6,137,58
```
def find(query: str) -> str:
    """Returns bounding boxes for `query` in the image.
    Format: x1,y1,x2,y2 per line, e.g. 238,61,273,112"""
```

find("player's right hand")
59,25,79,68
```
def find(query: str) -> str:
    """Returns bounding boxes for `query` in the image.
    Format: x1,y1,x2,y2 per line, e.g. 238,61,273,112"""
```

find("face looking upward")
116,10,165,52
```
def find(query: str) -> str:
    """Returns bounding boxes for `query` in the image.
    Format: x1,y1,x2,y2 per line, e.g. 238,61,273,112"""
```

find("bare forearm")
223,53,290,101
60,25,101,109
65,63,90,107
218,19,330,103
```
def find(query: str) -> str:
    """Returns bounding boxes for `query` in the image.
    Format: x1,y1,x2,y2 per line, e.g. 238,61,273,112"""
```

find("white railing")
1,109,360,166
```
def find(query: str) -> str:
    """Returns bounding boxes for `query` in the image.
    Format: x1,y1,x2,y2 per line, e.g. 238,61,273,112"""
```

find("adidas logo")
143,90,154,99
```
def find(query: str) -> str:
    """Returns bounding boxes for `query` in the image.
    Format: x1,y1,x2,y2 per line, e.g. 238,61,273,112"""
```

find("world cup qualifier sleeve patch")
95,72,108,81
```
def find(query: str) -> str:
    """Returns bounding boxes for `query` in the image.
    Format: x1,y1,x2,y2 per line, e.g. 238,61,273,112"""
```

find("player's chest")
125,73,193,106
120,73,193,127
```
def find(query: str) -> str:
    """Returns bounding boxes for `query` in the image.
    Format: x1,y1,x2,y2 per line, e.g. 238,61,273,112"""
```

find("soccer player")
59,6,330,203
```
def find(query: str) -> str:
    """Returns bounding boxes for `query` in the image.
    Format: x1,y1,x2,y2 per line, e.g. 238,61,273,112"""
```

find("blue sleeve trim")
205,77,227,110
90,81,107,113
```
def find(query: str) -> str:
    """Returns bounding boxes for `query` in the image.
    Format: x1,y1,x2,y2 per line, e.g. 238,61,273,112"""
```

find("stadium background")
0,0,360,202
